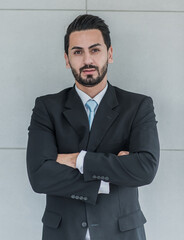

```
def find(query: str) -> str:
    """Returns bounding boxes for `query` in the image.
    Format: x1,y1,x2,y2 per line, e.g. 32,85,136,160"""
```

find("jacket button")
92,175,97,179
104,176,109,181
75,196,79,199
71,195,75,199
97,176,101,180
101,176,105,180
81,222,88,228
79,196,84,200
83,197,88,201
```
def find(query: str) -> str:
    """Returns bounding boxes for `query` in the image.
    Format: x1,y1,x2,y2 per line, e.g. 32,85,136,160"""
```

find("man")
26,14,160,240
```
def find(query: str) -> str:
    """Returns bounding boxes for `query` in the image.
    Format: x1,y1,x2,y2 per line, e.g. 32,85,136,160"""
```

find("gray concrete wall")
0,1,183,239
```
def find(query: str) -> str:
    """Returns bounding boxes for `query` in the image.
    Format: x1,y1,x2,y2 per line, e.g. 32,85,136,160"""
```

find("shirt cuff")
98,181,110,194
76,150,87,174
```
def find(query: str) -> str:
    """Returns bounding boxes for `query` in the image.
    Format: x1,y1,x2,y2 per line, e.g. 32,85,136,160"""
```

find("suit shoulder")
35,87,72,105
113,86,151,103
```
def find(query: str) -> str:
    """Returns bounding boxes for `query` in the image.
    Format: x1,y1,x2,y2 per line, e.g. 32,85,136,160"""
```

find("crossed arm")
27,96,159,205
56,151,129,195
56,151,129,168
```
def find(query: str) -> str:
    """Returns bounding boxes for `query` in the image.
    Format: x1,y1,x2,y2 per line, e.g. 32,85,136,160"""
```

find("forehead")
69,29,105,48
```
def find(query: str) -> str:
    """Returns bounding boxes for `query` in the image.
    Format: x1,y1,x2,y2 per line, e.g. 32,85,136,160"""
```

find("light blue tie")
85,99,98,129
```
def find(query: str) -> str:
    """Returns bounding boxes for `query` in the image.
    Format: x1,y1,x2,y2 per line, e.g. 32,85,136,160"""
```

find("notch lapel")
87,84,119,152
63,86,90,150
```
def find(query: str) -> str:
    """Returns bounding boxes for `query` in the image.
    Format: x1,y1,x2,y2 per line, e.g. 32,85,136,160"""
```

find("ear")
108,46,113,64
64,53,71,69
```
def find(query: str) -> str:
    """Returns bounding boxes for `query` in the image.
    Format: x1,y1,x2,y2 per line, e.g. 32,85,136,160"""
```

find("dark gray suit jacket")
26,82,159,240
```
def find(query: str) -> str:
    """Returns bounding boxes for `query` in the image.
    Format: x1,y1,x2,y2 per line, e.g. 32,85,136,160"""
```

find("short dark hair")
64,14,111,55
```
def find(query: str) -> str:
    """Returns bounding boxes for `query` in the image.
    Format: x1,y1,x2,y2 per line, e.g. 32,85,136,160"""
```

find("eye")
91,48,100,53
74,50,82,55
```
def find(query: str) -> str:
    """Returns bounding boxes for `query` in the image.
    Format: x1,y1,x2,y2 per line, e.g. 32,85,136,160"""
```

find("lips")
82,69,96,74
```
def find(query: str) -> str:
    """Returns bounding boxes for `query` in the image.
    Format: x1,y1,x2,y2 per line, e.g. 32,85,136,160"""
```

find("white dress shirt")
75,83,110,240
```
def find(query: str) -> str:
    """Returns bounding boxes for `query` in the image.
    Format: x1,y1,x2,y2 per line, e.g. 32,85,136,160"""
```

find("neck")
75,78,107,98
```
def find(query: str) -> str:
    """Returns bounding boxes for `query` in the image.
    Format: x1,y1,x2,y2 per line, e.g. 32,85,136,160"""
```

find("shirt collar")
75,83,108,106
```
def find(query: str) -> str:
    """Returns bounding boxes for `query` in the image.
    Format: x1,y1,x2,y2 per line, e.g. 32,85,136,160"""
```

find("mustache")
80,65,98,73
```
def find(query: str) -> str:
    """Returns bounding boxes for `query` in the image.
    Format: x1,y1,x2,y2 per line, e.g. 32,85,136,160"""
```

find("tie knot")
85,99,98,112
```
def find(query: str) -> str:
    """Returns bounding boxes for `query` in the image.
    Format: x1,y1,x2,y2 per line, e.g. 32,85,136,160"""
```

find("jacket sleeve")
83,97,160,187
26,97,100,205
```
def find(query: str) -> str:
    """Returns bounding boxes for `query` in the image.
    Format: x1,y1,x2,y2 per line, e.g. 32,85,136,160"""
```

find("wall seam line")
0,148,184,151
86,0,88,14
88,9,184,13
0,9,184,13
0,9,86,11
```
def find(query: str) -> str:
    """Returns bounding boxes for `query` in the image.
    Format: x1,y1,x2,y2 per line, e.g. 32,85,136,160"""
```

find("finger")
118,151,129,156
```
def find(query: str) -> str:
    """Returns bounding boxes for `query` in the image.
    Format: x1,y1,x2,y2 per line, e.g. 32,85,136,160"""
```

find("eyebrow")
71,43,102,50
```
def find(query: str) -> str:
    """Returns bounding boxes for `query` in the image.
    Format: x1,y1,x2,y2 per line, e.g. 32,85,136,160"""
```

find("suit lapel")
87,83,119,152
63,86,90,150
63,83,120,152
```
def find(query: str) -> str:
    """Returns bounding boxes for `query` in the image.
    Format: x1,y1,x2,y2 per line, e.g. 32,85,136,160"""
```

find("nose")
83,52,93,66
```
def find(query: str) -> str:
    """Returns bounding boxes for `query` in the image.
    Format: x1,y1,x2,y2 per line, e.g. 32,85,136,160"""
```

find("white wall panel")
0,0,85,10
0,150,45,240
88,0,184,11
88,11,184,149
0,11,85,148
139,150,184,240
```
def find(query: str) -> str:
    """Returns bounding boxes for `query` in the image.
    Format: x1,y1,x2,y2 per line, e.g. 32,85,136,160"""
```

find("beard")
70,61,108,87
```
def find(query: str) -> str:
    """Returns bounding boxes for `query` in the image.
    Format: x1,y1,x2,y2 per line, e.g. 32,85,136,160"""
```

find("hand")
56,153,79,168
117,151,129,156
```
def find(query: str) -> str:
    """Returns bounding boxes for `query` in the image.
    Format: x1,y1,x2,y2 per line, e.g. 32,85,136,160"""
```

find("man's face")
65,29,113,87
